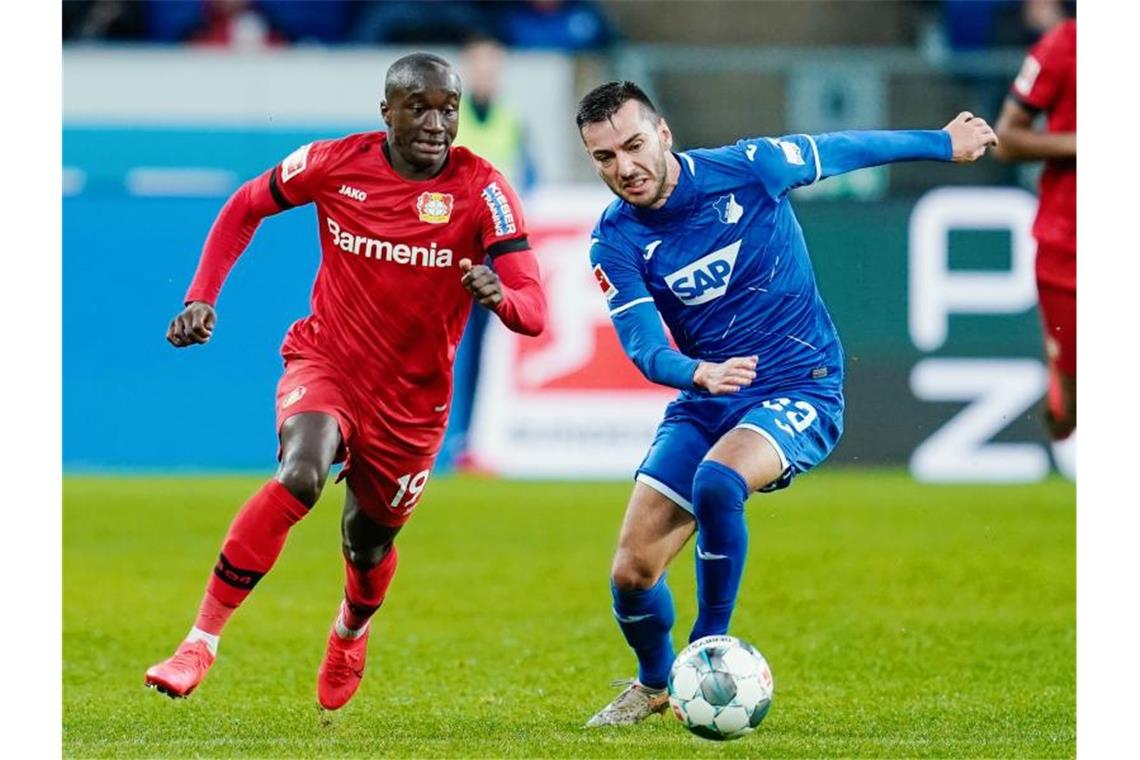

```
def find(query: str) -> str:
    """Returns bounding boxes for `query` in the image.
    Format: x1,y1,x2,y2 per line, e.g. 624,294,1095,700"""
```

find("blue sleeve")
737,130,952,198
590,238,700,391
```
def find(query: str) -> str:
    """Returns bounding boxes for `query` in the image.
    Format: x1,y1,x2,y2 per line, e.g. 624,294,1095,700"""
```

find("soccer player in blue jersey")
577,81,997,727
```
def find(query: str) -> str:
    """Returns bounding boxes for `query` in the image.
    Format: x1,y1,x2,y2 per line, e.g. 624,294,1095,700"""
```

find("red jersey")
1010,19,1076,287
185,131,544,450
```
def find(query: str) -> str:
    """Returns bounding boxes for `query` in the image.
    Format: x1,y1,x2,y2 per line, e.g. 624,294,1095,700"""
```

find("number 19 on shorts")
391,469,431,509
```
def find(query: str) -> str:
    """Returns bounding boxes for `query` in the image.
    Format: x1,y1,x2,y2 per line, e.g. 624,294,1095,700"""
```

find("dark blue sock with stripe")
690,459,750,642
611,574,676,689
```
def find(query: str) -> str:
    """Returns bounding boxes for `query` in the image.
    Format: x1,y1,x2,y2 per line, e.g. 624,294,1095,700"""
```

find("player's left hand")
943,111,999,162
460,258,503,309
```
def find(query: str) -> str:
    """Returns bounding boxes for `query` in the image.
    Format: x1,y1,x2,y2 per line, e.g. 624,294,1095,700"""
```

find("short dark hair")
575,81,659,130
384,52,455,98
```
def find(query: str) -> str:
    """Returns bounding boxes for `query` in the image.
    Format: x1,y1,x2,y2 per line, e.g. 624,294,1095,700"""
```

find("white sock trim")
335,607,370,640
186,627,220,655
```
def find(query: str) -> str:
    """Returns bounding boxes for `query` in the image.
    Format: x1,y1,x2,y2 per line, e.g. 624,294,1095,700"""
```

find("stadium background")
63,0,1073,482
61,2,1077,757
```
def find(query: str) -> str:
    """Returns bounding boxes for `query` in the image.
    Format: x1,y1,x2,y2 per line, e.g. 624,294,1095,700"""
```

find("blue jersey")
590,129,951,395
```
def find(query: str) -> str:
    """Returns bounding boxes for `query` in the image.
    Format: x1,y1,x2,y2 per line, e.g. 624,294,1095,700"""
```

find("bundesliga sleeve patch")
1013,55,1041,97
281,143,311,183
481,182,517,237
593,264,618,301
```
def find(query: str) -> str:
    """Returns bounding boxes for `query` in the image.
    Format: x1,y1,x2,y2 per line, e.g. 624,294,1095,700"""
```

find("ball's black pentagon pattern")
702,645,731,672
689,724,730,742
749,697,772,728
699,670,737,706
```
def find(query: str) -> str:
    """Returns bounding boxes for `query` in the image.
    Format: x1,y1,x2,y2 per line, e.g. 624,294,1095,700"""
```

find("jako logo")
326,216,453,267
665,240,742,305
338,184,367,201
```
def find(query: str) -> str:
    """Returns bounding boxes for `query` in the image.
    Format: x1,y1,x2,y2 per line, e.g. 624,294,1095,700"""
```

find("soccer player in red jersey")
144,53,546,709
994,16,1076,439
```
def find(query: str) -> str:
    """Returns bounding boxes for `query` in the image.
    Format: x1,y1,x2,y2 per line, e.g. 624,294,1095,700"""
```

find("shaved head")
384,53,459,98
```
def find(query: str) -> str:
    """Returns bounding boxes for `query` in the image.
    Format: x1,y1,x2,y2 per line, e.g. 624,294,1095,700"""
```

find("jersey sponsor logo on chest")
664,240,742,306
325,216,454,268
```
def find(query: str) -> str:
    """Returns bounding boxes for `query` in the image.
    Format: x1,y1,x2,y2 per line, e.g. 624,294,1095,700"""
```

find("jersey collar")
377,132,458,184
629,151,697,224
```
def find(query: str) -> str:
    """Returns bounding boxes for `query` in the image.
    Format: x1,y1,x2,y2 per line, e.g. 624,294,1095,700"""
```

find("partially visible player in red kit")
145,53,546,709
994,15,1076,439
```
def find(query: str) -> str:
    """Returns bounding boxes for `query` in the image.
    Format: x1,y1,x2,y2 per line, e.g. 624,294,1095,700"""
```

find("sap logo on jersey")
665,240,742,305
326,217,454,267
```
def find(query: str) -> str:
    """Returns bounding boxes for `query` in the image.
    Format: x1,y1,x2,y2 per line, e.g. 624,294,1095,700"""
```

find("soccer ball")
667,635,774,741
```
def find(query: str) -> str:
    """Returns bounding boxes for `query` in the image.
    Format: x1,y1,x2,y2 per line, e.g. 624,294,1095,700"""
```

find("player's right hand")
166,301,216,347
694,356,758,395
943,111,999,162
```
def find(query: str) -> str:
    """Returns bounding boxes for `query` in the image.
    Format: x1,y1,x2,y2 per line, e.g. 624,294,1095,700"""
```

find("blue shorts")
635,382,844,513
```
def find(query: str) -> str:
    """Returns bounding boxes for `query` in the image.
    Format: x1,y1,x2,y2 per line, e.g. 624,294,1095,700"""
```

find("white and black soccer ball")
667,635,774,741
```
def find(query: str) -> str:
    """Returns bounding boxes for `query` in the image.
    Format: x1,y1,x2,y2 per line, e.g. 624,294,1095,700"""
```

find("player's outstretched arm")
166,301,216,347
172,169,290,346
991,98,1075,162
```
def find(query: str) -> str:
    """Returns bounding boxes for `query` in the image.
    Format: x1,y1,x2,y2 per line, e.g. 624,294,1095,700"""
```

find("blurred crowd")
938,0,1076,50
62,0,617,50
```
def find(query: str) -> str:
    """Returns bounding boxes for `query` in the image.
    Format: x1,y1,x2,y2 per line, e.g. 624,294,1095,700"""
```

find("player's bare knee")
343,539,393,570
611,552,661,592
275,458,328,507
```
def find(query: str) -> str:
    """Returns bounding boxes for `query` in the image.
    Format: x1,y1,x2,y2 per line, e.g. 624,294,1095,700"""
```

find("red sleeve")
183,140,331,305
1011,24,1068,112
491,248,546,337
183,169,287,305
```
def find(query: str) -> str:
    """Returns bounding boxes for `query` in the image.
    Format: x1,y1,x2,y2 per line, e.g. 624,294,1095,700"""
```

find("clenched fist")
943,111,999,163
460,258,504,309
166,301,216,347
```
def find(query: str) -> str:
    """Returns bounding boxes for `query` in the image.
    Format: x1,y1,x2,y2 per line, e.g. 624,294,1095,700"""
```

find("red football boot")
317,621,370,710
145,640,216,698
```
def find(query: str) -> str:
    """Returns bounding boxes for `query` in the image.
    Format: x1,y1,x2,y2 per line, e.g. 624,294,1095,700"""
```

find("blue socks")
690,460,750,642
611,574,676,690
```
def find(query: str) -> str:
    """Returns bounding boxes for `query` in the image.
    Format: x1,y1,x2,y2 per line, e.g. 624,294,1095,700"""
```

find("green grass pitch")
63,471,1074,758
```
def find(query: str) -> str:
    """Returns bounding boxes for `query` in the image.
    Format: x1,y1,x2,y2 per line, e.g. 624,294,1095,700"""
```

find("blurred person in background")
993,10,1076,439
141,0,351,45
575,81,997,727
350,0,493,45
187,0,289,48
442,33,538,472
63,0,145,42
496,0,616,51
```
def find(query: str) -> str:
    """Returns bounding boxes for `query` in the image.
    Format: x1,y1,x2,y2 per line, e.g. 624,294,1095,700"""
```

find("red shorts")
1036,279,1076,377
275,357,442,527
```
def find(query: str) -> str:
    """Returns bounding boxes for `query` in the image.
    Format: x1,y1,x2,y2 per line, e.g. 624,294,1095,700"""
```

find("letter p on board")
908,187,1039,351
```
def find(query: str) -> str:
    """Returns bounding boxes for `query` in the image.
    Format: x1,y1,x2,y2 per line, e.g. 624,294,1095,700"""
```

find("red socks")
193,479,310,634
341,546,399,632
